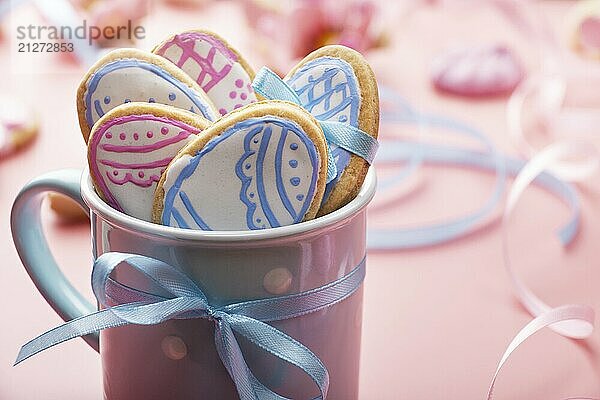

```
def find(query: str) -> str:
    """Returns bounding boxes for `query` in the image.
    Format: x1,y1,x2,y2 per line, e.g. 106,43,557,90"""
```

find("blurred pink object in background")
567,0,600,60
161,0,209,8
431,44,525,97
242,0,385,72
71,0,149,47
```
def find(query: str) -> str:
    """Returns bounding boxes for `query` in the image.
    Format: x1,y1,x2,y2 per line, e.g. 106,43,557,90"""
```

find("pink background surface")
1,1,600,399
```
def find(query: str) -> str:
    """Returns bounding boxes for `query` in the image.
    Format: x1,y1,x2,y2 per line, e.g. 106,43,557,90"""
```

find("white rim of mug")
80,167,377,242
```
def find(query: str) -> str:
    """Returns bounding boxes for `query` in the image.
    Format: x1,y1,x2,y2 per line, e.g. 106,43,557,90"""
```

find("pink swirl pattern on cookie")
154,31,256,115
89,114,203,221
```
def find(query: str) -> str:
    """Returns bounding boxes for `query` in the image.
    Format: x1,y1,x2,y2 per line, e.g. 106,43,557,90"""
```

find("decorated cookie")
77,48,218,142
153,101,328,230
48,194,88,223
284,45,379,216
88,103,210,221
430,44,525,97
0,97,39,159
153,29,257,117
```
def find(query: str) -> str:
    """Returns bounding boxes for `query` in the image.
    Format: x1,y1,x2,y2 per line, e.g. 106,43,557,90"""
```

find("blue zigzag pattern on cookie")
162,118,319,230
286,57,361,200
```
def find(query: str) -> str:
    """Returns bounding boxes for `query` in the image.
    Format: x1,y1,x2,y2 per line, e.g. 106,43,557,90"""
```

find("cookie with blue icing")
152,100,328,230
285,45,379,216
77,48,218,142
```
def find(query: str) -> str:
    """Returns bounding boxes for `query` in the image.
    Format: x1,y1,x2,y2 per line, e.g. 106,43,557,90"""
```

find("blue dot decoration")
256,218,262,223
148,98,156,103
249,192,255,198
168,93,176,101
290,177,301,186
290,143,298,150
253,137,260,144
245,164,251,170
103,96,111,105
289,160,298,168
296,194,304,201
124,98,131,103
338,115,348,123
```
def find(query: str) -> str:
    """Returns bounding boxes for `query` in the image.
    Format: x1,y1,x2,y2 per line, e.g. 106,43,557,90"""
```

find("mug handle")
11,169,99,351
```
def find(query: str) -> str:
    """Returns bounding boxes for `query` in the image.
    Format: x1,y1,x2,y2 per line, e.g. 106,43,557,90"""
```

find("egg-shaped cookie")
77,48,218,142
153,101,328,230
153,29,257,116
285,45,379,216
88,103,210,221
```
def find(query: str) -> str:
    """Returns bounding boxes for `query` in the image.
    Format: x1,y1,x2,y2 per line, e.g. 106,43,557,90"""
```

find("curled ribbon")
370,86,507,249
488,141,597,399
252,67,380,184
507,74,600,182
501,141,597,338
369,87,583,250
16,252,367,400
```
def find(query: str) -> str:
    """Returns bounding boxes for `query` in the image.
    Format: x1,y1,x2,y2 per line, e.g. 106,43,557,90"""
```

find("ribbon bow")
252,67,379,184
15,252,366,400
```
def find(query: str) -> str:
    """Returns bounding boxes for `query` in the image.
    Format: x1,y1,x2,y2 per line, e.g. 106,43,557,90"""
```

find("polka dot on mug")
245,164,251,170
235,79,244,88
241,93,247,100
219,108,227,115
124,98,131,103
138,171,145,178
113,170,118,176
234,104,242,109
290,177,301,186
148,98,156,103
289,160,298,168
168,93,176,101
296,194,304,201
290,143,298,150
161,335,187,361
119,133,126,140
338,115,348,123
229,91,237,99
103,96,111,105
133,133,139,140
147,131,153,138
105,132,113,139
161,127,169,135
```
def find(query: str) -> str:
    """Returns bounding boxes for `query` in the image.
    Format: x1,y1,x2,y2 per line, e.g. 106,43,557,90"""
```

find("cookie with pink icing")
88,103,210,221
153,29,257,117
77,48,218,142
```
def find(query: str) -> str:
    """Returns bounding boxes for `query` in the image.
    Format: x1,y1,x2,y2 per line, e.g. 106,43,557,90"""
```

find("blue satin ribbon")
16,252,367,400
368,86,580,250
252,67,380,184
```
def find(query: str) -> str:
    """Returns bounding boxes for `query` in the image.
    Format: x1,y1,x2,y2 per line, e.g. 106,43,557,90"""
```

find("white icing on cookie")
83,57,218,133
89,113,203,221
154,31,256,116
160,117,320,230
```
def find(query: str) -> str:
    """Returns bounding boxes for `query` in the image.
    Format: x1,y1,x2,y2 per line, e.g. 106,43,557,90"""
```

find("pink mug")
11,167,376,399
